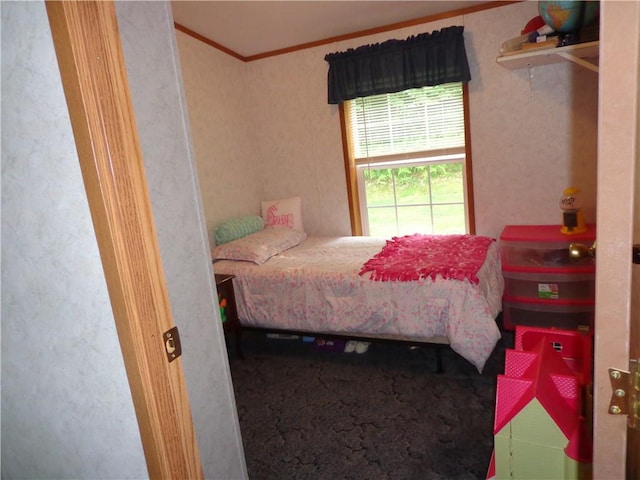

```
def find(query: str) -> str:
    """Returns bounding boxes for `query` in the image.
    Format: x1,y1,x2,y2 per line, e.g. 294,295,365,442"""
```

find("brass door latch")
164,326,182,363
608,359,639,430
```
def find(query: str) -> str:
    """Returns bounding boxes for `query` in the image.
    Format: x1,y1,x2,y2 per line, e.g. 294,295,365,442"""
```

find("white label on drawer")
538,283,559,299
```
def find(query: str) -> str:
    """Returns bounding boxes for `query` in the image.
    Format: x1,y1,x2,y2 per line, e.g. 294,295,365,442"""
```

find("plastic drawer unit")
500,224,596,270
502,296,594,331
501,267,595,301
500,225,596,332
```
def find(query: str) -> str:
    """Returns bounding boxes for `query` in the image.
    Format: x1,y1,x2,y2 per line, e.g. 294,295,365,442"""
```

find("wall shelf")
497,40,599,73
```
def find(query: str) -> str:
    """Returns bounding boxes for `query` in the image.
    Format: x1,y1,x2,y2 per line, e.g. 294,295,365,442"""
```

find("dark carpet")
228,328,513,480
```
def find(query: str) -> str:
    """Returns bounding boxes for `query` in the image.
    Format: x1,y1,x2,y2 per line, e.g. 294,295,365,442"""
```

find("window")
342,82,474,237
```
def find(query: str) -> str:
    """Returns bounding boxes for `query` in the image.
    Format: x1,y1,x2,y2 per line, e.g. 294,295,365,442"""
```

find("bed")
211,225,504,372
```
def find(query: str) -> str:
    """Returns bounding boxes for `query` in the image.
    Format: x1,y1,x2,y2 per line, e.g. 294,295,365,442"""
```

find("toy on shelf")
560,187,587,235
538,1,600,47
498,2,600,59
499,15,556,55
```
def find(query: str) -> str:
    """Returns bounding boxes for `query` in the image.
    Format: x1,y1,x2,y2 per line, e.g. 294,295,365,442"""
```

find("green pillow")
214,215,264,246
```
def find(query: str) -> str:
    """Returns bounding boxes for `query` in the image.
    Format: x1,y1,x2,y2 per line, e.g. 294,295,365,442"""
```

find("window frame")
339,82,475,236
356,155,469,237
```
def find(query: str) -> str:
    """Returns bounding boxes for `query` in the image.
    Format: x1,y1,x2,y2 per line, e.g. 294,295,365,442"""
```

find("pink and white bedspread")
213,236,504,372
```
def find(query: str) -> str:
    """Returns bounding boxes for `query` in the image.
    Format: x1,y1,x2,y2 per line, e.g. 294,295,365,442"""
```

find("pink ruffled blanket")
359,234,495,284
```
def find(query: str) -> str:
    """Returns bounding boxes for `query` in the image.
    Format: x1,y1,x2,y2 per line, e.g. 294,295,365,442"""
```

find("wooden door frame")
46,2,203,478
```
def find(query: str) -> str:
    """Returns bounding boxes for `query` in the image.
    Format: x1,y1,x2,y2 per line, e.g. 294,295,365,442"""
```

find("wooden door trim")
45,2,203,478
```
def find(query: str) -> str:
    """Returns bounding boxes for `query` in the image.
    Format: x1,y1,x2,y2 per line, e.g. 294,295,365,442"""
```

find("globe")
538,1,599,34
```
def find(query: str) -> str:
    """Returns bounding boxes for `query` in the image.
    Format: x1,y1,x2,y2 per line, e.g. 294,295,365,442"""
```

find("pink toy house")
490,326,593,479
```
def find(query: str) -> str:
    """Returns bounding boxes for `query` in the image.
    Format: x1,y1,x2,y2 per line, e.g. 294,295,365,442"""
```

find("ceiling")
171,1,497,59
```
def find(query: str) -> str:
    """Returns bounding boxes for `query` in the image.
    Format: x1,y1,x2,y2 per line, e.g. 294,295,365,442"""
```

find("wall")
246,47,353,236
176,32,264,242
466,3,598,237
1,1,247,478
116,2,247,478
177,1,598,240
1,2,148,477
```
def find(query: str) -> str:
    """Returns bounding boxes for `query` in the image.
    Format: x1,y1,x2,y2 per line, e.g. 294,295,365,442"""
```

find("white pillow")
211,227,307,265
261,196,304,231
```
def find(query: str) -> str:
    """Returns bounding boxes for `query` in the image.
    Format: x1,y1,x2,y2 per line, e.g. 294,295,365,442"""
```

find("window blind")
348,83,464,162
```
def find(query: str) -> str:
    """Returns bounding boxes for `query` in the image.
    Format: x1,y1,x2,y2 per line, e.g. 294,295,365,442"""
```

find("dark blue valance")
324,26,471,104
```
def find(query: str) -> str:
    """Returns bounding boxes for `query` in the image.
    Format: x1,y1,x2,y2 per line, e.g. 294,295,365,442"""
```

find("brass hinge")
608,359,639,430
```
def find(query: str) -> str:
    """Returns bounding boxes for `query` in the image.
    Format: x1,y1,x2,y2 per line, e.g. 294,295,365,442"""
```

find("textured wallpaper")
118,2,247,478
1,1,247,478
466,3,598,238
176,2,598,240
176,31,264,243
1,2,148,477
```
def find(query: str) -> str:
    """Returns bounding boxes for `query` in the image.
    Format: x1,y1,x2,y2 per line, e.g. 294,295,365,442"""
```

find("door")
46,2,203,477
592,2,639,479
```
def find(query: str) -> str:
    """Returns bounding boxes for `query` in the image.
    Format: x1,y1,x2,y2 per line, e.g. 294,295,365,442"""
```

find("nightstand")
215,273,243,358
